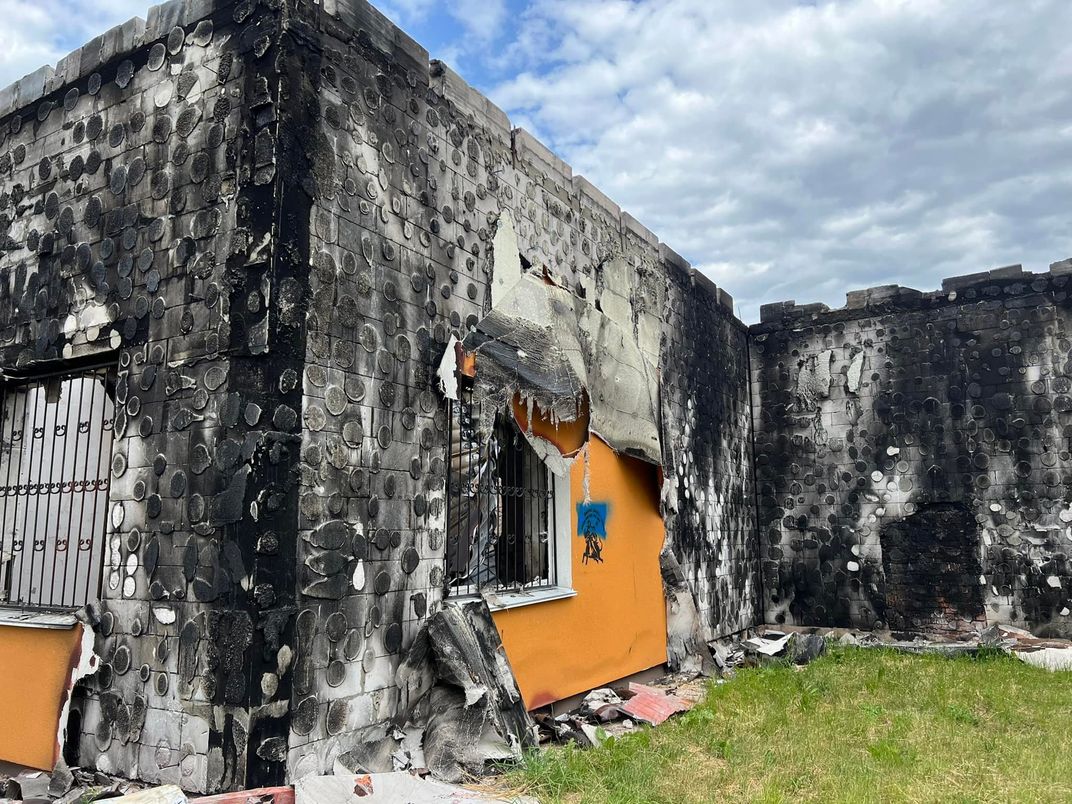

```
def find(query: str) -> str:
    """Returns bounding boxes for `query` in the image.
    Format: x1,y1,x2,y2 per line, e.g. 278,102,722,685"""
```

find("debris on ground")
189,787,294,803
293,771,536,803
531,672,699,747
2,764,162,803
713,623,1072,673
393,600,537,783
737,630,828,666
0,765,298,804
619,683,690,726
102,786,187,803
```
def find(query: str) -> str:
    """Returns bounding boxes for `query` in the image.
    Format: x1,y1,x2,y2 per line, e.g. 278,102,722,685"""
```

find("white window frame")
474,469,575,611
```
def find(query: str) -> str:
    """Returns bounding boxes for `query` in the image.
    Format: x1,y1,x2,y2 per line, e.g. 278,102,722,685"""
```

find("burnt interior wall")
660,263,759,642
752,267,1072,638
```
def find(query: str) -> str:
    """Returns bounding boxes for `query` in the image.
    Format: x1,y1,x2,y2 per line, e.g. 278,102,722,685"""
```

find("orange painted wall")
493,436,667,709
0,622,84,770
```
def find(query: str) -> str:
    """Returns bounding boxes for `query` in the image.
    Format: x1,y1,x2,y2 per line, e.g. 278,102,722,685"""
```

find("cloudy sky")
3,0,1070,321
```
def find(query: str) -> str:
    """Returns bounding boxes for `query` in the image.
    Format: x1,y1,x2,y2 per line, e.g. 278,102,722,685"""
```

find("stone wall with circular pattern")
752,266,1072,638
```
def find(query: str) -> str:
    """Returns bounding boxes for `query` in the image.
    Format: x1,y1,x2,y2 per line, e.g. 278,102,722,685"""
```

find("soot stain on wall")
754,270,1072,639
879,503,984,634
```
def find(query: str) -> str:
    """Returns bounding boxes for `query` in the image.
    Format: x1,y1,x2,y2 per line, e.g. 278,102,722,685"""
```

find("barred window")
445,385,566,597
0,364,116,611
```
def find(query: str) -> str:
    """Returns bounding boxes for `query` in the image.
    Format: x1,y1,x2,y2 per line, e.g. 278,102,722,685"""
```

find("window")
445,384,571,605
0,364,116,611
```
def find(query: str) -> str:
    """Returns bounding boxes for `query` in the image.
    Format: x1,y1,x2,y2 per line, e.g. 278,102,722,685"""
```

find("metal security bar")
445,385,557,596
0,364,116,611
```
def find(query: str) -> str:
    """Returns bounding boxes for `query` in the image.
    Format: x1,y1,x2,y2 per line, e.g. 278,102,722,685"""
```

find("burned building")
0,0,754,792
0,0,1067,795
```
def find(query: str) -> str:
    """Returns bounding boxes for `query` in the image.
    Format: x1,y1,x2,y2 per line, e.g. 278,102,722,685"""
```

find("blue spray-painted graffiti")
577,502,609,564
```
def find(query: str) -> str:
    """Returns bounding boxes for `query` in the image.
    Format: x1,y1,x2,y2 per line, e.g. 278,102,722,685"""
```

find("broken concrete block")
785,633,826,665
512,128,572,184
1049,258,1072,275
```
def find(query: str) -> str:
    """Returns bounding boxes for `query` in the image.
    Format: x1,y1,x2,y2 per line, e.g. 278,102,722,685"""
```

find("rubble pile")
532,674,704,749
714,624,1072,670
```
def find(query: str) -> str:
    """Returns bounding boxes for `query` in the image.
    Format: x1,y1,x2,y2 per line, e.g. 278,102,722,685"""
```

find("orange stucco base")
493,436,668,709
0,622,85,770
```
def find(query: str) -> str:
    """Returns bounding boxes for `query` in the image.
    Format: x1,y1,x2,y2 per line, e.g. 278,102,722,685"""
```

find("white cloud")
0,0,149,88
490,0,1072,321
447,0,507,42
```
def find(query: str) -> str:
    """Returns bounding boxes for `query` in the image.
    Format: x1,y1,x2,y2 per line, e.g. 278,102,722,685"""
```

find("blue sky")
3,0,1072,322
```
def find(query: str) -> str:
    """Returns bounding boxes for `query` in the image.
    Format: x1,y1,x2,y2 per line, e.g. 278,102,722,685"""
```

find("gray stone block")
431,60,506,140
146,0,215,40
989,263,1023,280
512,128,572,184
760,301,795,323
798,302,830,317
106,17,148,59
716,287,735,315
659,243,690,278
573,175,620,221
692,268,718,298
482,98,512,143
330,0,427,76
54,48,83,89
17,65,53,107
861,284,901,302
941,271,990,292
79,34,107,78
845,289,868,309
1050,258,1072,276
620,212,657,248
0,82,17,119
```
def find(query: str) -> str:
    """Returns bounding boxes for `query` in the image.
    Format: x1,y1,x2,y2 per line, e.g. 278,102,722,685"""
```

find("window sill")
453,586,577,612
0,607,79,630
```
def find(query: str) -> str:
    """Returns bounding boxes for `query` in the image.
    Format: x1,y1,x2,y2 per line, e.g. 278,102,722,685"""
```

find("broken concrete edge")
392,599,537,783
755,259,1072,329
53,623,101,771
0,0,750,332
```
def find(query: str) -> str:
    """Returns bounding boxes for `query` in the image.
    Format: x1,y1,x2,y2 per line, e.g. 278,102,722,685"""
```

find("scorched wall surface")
259,0,759,781
0,0,761,789
0,0,306,792
752,268,1072,638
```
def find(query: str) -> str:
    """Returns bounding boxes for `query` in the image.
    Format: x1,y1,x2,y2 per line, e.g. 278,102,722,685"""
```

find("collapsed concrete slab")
395,601,536,783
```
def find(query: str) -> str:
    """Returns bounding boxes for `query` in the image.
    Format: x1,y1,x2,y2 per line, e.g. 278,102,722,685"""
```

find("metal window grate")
0,364,116,611
445,386,557,596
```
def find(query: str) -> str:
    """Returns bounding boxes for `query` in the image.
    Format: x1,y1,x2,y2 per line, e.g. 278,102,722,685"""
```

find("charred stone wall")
0,0,762,790
752,265,1072,638
0,0,301,793
277,0,759,777
660,260,759,642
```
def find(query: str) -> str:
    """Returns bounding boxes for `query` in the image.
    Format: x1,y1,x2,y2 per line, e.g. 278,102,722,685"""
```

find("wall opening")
0,363,117,611
445,384,563,596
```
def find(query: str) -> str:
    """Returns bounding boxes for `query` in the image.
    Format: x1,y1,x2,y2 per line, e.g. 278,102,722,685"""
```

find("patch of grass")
501,647,1072,803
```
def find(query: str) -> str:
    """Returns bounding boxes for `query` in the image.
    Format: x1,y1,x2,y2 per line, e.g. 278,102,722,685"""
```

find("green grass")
501,647,1072,803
